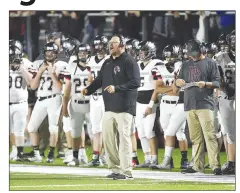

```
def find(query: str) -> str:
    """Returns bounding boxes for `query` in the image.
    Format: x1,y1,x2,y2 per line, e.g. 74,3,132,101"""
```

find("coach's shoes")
181,166,198,174
67,157,80,166
113,174,133,180
106,173,120,178
28,151,43,162
213,168,222,175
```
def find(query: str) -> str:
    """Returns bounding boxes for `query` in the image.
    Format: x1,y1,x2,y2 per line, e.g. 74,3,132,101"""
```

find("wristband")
148,100,155,108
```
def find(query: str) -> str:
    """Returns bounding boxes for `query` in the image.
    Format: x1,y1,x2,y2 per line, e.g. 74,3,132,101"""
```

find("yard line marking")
10,184,140,188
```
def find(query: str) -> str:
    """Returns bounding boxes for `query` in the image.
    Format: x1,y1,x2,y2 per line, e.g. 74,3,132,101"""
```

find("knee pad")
176,131,186,141
71,128,82,138
62,117,72,133
49,125,58,134
226,134,235,144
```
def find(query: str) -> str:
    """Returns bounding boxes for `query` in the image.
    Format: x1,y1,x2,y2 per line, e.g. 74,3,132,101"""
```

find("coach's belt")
74,100,90,104
92,93,102,96
162,100,178,104
9,100,27,105
38,94,57,101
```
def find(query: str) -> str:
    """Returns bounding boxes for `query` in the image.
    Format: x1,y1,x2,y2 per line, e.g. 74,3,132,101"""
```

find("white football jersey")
154,61,182,86
9,58,32,102
32,60,67,97
215,52,235,97
138,59,163,91
88,55,109,93
65,62,91,101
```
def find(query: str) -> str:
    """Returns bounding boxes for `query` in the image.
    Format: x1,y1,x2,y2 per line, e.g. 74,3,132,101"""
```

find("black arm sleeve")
115,57,141,92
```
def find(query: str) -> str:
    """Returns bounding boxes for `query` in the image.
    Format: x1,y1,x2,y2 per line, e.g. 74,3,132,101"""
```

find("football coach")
81,35,140,180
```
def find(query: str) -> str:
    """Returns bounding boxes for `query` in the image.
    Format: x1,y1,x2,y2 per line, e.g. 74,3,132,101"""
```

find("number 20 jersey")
65,61,91,101
32,60,67,97
9,58,32,103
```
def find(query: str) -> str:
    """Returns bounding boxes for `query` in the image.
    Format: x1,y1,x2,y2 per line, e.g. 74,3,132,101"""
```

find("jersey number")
40,77,53,91
140,77,144,87
9,76,23,88
73,78,88,93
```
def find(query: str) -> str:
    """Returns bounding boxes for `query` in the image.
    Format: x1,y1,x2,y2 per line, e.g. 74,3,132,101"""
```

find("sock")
132,152,137,158
49,146,55,154
140,137,151,153
181,151,188,160
17,146,24,156
79,148,86,156
165,146,174,158
73,150,79,159
151,155,157,162
144,155,151,162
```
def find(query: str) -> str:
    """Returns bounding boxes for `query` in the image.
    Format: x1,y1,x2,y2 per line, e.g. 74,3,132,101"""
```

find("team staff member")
175,40,222,175
82,35,140,180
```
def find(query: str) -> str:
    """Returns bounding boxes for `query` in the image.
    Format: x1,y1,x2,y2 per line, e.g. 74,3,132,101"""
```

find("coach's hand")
104,85,115,94
196,81,206,88
175,79,185,87
81,88,88,96
143,107,152,118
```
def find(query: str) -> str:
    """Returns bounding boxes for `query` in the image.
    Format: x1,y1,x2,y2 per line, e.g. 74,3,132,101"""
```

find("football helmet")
77,44,91,63
43,42,59,63
92,35,108,59
125,38,140,60
138,41,156,61
162,45,182,62
62,38,80,58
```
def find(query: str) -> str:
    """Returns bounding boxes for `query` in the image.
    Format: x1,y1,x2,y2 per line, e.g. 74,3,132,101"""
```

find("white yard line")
10,184,138,188
10,164,235,184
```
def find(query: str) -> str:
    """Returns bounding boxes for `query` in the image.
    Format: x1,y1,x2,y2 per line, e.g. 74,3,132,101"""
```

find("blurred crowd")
9,11,235,61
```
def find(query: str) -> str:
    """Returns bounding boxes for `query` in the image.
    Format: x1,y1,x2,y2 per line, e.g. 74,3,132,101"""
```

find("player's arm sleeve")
114,57,141,92
85,64,103,95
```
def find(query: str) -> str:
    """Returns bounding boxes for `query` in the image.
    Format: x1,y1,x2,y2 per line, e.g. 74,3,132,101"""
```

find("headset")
112,34,126,47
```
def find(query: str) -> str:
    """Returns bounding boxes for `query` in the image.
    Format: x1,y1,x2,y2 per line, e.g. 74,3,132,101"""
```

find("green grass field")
10,147,234,190
10,173,235,190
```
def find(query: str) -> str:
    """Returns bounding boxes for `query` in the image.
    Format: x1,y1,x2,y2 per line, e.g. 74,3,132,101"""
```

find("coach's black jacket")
86,52,140,116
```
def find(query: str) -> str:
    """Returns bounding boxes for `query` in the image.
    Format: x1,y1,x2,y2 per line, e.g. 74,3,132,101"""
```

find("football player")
27,42,67,163
134,41,161,168
216,31,235,174
85,35,109,166
125,38,141,166
62,44,93,166
9,43,33,161
147,45,189,169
